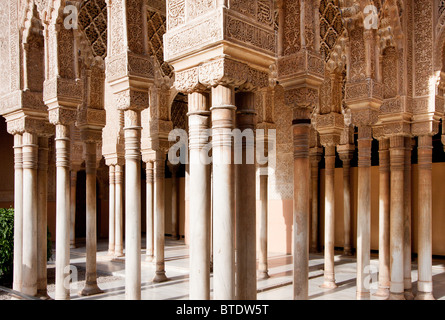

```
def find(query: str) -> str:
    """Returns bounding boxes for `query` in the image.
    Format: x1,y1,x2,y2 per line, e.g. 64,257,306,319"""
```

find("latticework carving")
319,0,344,62
78,0,108,59
147,10,174,78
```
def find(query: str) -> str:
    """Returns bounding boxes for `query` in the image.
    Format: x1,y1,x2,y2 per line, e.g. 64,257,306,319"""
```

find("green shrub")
0,208,53,285
0,208,14,284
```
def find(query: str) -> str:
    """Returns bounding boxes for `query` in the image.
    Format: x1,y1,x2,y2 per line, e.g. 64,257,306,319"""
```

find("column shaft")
70,171,77,249
356,127,372,299
258,172,269,279
153,152,168,283
37,137,49,298
212,85,236,300
403,137,413,299
13,134,23,292
80,141,103,296
115,164,124,257
146,161,154,262
235,92,257,300
322,145,337,289
170,166,179,239
292,121,311,300
21,132,39,296
342,157,352,256
108,165,115,255
416,135,434,300
124,110,142,300
389,136,405,300
310,154,320,253
188,91,211,300
376,139,390,297
55,124,71,300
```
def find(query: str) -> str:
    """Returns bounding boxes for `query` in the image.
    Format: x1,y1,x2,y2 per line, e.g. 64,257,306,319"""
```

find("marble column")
389,136,405,300
404,137,413,300
37,137,49,298
375,138,390,298
146,161,154,262
124,110,142,300
235,92,257,300
70,170,78,249
321,145,337,289
188,91,211,299
309,149,322,254
356,126,372,300
338,147,354,256
114,163,124,257
258,169,269,279
108,165,115,255
153,152,168,283
12,134,23,293
21,132,39,296
415,135,435,300
80,141,103,296
169,164,179,240
211,85,236,300
54,124,71,300
292,119,311,300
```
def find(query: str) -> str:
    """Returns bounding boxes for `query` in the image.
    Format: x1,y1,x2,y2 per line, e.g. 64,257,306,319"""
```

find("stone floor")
4,238,445,300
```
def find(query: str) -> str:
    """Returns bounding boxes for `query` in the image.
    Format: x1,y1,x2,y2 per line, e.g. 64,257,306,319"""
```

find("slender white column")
258,171,269,279
115,163,124,257
292,119,311,300
55,124,71,300
338,148,354,256
415,135,435,300
170,164,179,239
235,92,257,300
153,151,168,283
309,151,321,253
80,141,103,296
403,137,413,300
212,85,236,300
321,145,337,289
389,136,405,300
146,161,154,262
124,110,142,300
356,126,372,300
70,170,77,249
108,165,115,255
188,91,211,299
37,137,49,298
21,132,39,296
376,138,390,298
12,134,23,292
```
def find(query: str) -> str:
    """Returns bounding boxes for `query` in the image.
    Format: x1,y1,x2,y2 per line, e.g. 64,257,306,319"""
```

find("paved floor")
46,238,445,301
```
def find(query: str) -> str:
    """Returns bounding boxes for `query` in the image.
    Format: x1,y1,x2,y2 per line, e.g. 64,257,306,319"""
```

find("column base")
374,287,389,299
79,282,104,297
114,249,124,258
152,272,169,283
321,280,338,289
389,292,406,300
404,289,415,300
108,250,115,256
36,290,51,300
415,291,435,300
343,248,353,256
356,291,371,300
145,255,154,262
70,243,77,249
257,271,270,280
